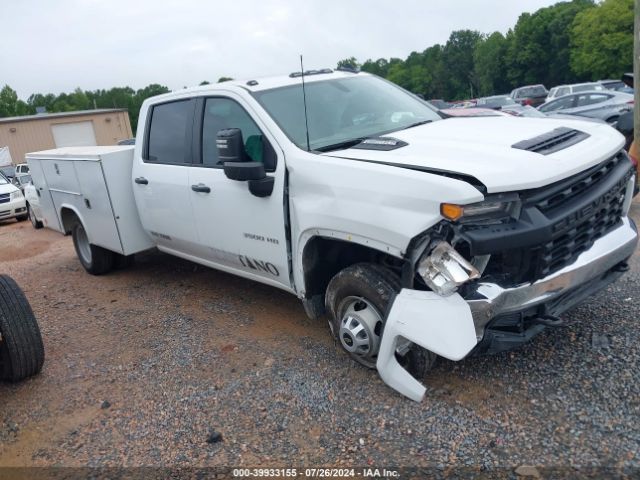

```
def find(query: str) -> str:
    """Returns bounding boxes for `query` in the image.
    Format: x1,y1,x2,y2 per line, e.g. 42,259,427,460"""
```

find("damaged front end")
377,151,638,402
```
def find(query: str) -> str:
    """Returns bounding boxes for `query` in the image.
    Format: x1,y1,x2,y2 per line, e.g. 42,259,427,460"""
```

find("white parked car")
0,172,28,223
23,181,44,229
15,163,30,176
546,82,605,102
25,70,638,401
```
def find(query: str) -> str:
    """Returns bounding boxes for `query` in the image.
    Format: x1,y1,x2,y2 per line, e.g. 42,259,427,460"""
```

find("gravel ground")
0,199,639,478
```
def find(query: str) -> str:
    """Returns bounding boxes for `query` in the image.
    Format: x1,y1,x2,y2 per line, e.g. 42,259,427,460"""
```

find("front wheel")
325,263,436,377
71,222,115,275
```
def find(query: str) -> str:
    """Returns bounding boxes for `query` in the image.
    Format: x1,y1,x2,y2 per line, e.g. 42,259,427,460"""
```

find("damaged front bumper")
377,217,638,402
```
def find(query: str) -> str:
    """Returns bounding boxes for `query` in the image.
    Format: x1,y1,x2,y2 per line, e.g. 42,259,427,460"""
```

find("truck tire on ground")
27,204,43,229
0,275,44,381
325,263,436,378
71,222,115,275
16,213,28,222
114,253,135,270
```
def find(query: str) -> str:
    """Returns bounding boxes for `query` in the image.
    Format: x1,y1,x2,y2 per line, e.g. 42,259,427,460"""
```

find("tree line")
0,78,231,132
0,0,633,130
341,0,633,101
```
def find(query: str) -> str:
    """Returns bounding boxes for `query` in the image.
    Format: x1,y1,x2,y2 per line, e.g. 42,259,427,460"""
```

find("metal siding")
0,112,133,163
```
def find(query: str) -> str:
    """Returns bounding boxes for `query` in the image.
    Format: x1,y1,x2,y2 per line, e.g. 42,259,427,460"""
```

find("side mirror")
216,128,248,163
223,162,275,197
223,162,265,181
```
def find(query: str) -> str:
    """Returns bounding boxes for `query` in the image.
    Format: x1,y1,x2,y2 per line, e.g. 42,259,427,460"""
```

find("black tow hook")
612,262,630,273
532,314,569,328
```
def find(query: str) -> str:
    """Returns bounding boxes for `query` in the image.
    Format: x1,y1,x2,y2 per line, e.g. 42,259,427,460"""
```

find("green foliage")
570,0,634,80
343,0,629,101
0,85,31,117
505,0,594,87
0,84,170,132
442,30,483,99
336,57,360,69
474,32,509,96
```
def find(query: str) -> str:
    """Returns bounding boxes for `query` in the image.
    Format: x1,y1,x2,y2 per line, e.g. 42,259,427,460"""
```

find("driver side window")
201,97,276,171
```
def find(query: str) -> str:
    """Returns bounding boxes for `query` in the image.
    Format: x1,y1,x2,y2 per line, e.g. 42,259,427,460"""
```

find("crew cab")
26,70,638,401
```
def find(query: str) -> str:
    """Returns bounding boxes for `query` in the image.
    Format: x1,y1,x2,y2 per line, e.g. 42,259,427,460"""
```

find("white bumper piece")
376,289,477,402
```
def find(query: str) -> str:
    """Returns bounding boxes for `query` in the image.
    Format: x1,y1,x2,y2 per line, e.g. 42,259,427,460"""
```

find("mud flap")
376,289,477,402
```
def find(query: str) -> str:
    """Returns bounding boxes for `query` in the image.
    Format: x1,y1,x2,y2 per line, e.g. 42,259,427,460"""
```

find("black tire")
16,214,28,222
0,275,44,381
325,263,436,378
71,222,115,275
27,204,43,229
114,253,135,270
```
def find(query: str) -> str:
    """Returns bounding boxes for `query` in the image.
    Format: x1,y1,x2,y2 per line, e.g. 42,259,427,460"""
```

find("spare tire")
0,275,44,381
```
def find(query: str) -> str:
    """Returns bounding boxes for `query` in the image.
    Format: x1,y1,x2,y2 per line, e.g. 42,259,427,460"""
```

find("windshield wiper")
315,138,366,152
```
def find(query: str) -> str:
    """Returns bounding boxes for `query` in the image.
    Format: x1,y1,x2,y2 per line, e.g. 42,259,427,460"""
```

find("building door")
51,121,97,147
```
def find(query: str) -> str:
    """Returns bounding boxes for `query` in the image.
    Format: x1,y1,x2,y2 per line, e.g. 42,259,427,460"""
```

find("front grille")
535,179,627,277
0,193,9,204
477,152,633,284
524,153,626,212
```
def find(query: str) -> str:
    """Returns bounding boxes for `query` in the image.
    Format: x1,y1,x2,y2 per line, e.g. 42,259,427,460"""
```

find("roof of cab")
148,70,367,103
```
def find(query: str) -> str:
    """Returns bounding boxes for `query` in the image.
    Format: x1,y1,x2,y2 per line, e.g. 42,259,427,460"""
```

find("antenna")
300,55,311,152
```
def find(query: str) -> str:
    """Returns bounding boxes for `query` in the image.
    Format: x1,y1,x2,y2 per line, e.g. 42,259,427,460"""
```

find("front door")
187,95,292,291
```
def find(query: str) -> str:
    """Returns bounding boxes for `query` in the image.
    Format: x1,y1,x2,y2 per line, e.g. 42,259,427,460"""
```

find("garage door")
51,121,97,147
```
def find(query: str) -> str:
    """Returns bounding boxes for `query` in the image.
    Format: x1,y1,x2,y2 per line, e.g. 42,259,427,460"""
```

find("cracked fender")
376,289,477,402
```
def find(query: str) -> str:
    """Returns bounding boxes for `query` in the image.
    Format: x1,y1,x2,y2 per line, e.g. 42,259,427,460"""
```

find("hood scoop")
511,127,589,155
351,137,408,151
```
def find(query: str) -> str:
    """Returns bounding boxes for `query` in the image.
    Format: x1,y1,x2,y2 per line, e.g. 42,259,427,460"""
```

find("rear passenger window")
576,93,610,107
146,100,193,164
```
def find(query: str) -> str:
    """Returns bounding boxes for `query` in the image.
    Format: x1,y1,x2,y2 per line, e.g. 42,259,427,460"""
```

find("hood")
322,117,625,193
0,183,19,195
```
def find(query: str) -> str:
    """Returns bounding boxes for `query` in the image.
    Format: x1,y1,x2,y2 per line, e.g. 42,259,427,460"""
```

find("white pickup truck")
26,70,638,401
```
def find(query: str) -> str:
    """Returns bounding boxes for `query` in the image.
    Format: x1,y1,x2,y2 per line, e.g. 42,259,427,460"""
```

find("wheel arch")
299,233,405,301
59,205,85,235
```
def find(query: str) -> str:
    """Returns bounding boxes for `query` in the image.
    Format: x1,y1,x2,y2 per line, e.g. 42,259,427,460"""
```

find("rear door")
132,99,201,255
187,94,292,291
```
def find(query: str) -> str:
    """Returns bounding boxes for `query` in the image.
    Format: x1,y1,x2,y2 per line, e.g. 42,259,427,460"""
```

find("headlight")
440,194,521,224
10,190,23,201
417,242,480,296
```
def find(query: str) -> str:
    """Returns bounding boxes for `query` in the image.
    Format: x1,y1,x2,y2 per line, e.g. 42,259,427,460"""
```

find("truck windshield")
253,75,441,151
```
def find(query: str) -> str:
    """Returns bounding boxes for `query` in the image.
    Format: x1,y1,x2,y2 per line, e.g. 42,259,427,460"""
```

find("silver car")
538,90,634,124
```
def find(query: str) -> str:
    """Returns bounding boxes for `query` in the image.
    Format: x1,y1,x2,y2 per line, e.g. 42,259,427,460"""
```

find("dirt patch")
0,239,52,262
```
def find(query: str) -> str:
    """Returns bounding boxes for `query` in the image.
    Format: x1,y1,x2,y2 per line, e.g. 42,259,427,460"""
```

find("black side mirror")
216,128,248,163
248,176,275,197
223,162,265,181
223,162,275,197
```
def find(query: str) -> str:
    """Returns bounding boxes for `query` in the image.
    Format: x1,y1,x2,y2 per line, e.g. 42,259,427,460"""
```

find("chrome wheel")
336,296,383,368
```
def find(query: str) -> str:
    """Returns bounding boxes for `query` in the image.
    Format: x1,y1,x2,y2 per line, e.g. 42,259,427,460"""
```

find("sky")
2,0,561,99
